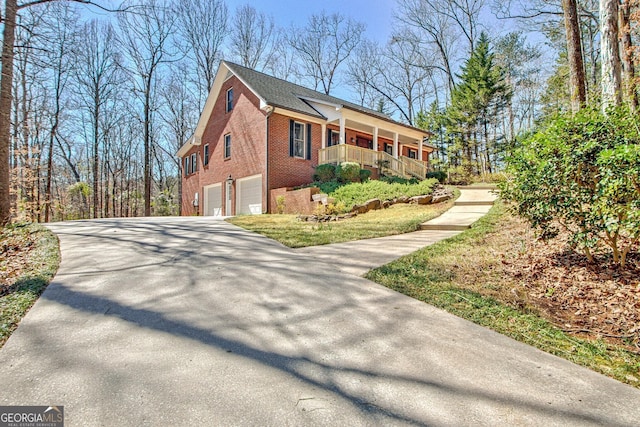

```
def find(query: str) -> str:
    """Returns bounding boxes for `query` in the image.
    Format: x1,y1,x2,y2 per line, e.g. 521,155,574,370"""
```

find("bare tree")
346,39,381,108
266,29,302,83
352,33,433,125
0,0,127,225
619,0,638,108
288,11,365,95
599,0,622,108
562,0,587,111
0,0,20,224
159,63,198,215
229,5,275,70
395,0,458,92
41,4,79,221
118,0,175,217
175,0,228,98
74,19,121,218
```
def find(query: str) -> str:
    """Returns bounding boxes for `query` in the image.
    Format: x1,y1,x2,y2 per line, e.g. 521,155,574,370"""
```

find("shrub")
337,162,362,183
426,170,447,183
276,195,286,214
313,164,337,182
316,181,342,195
359,169,372,182
329,178,438,208
499,106,640,267
446,165,473,185
380,175,418,185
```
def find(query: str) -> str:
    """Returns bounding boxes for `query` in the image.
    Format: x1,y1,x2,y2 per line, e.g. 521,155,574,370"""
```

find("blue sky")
225,0,397,43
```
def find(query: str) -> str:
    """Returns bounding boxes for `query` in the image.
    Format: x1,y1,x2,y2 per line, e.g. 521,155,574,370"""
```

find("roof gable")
177,60,428,158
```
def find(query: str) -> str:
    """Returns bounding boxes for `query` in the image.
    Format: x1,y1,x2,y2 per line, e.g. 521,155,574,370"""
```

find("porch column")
339,116,346,144
321,123,326,149
393,132,399,159
417,141,423,161
373,127,379,151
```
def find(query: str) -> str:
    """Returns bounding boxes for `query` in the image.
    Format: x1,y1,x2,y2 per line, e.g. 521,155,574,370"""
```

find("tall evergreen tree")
446,32,511,174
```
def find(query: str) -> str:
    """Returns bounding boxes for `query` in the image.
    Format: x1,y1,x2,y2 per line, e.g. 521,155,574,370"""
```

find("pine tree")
446,32,511,175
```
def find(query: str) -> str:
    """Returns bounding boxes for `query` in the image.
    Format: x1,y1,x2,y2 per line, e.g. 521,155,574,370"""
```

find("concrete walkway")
296,187,498,276
1,209,639,425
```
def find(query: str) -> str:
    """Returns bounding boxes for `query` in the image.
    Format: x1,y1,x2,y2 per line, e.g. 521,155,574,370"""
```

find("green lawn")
0,223,60,347
365,203,640,388
228,198,456,248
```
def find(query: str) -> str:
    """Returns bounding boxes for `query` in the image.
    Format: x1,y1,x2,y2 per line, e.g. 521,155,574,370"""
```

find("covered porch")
303,96,434,180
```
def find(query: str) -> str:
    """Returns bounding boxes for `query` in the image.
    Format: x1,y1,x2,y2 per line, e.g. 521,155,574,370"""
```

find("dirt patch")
0,227,37,297
497,215,640,350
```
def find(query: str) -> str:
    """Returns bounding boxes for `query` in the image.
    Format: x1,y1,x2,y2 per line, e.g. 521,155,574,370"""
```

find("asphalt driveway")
1,217,639,426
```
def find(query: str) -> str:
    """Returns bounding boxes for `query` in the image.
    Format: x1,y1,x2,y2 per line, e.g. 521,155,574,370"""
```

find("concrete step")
454,200,496,206
420,223,470,231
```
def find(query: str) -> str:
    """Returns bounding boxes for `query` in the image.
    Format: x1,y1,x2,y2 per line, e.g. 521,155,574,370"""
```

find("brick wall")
267,113,321,191
269,187,320,215
181,75,267,215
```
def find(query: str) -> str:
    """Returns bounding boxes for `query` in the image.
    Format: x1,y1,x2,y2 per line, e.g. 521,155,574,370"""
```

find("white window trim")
224,134,231,159
293,121,306,159
190,153,197,173
226,88,233,112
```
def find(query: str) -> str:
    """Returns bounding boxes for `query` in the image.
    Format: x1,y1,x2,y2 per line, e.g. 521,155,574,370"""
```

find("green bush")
499,106,640,267
380,176,418,185
426,170,447,183
316,181,342,195
337,162,362,183
313,164,337,182
359,169,372,182
330,178,438,208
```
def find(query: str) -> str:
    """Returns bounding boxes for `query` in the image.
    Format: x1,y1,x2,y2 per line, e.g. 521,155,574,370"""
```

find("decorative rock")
364,198,382,211
409,195,433,205
382,200,392,208
351,204,369,214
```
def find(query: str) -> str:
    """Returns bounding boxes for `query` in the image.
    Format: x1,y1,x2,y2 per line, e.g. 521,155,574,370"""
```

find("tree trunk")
0,0,17,225
619,1,638,109
600,0,623,109
562,0,587,112
93,95,100,218
144,82,152,217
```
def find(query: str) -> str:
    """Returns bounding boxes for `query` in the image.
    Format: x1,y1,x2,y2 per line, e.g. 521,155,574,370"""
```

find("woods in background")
0,0,638,223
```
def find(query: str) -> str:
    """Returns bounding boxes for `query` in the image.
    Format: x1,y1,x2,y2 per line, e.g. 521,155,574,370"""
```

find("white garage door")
204,184,222,216
237,174,262,215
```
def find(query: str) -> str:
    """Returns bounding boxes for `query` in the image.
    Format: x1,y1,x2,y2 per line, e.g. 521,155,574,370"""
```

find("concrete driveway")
1,217,638,426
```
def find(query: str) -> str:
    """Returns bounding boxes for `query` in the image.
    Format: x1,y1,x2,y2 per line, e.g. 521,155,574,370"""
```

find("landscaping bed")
0,224,60,347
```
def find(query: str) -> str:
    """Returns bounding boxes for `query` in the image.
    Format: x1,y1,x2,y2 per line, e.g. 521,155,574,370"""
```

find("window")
289,120,311,160
204,144,209,166
293,122,306,158
329,130,340,147
190,153,197,174
384,143,393,155
224,134,231,158
184,157,190,176
408,149,417,159
226,88,233,112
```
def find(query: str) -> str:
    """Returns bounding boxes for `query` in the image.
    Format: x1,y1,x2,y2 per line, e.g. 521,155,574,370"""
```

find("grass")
365,202,640,387
0,223,60,347
228,197,457,248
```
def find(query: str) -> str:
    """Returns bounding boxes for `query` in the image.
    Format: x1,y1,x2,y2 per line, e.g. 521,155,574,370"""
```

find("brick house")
177,61,434,216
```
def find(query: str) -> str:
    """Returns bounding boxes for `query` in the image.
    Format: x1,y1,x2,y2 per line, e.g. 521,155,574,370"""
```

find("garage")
204,184,222,216
236,174,262,215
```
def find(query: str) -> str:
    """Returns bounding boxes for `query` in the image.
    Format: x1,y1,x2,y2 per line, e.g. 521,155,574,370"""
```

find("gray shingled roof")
225,61,393,122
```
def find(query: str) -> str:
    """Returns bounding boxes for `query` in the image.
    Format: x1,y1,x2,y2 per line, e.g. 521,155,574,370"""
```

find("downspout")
264,105,274,213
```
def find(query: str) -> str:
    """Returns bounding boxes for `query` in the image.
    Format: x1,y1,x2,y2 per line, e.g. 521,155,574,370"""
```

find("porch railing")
400,155,427,179
318,145,427,180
